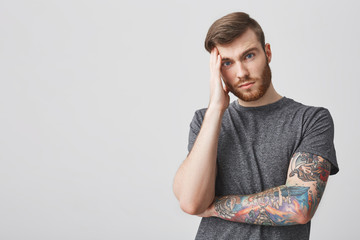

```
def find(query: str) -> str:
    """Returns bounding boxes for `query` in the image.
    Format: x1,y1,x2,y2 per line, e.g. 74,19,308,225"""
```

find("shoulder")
192,107,207,122
194,107,207,117
189,107,207,129
286,98,334,123
290,100,338,174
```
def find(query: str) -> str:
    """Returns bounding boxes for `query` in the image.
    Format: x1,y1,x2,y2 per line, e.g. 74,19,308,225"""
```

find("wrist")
207,105,227,115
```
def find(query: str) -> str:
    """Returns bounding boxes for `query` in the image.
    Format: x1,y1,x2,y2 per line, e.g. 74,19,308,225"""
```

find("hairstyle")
204,12,265,53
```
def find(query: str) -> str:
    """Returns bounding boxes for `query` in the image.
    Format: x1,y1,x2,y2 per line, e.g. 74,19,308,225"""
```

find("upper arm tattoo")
288,152,331,198
287,152,331,217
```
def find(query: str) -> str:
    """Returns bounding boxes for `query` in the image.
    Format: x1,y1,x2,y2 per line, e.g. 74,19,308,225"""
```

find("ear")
265,43,272,63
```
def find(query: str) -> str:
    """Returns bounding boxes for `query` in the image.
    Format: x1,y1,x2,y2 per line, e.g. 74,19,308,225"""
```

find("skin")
173,29,330,224
215,28,282,108
197,152,331,225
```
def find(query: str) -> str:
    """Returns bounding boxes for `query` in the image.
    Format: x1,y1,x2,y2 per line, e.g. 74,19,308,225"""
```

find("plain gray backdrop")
0,0,359,239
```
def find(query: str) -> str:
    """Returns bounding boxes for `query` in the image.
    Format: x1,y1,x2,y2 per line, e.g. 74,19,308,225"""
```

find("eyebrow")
221,47,259,61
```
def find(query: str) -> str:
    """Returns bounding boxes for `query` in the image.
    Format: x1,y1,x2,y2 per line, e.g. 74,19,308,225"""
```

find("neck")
237,83,282,107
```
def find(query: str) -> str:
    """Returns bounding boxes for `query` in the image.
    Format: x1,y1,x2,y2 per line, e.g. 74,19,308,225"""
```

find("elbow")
173,185,202,215
179,200,204,215
295,210,312,225
173,183,212,215
180,199,208,215
296,216,311,225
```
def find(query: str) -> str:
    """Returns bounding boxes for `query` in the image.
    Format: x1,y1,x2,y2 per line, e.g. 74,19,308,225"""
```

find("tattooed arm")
198,152,331,225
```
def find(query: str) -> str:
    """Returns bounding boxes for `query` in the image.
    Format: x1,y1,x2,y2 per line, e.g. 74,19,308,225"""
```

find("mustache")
237,76,261,85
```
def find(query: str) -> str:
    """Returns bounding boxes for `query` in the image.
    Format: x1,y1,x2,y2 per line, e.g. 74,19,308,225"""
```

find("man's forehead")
216,29,262,58
217,43,261,59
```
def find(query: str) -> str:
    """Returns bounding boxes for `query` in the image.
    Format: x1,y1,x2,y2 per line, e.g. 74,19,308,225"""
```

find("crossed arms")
196,152,331,225
173,106,331,226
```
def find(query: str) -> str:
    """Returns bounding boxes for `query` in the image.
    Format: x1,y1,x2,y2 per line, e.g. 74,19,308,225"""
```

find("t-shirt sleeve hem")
293,148,339,175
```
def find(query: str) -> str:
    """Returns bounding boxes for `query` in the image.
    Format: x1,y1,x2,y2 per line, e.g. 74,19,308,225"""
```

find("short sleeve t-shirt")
187,96,339,240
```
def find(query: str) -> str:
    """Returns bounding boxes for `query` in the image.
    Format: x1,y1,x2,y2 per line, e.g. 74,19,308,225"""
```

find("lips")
239,82,255,88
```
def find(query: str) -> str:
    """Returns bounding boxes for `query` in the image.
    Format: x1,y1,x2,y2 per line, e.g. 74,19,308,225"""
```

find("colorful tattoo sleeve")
213,152,331,226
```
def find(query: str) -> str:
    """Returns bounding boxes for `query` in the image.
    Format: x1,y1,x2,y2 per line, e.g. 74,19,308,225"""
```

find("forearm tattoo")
214,152,331,226
214,196,237,219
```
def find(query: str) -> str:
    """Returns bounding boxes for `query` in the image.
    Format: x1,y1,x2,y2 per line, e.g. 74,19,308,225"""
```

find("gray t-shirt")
187,96,339,240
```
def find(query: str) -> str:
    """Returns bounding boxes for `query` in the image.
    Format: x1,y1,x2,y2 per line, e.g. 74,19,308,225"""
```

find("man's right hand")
208,47,230,112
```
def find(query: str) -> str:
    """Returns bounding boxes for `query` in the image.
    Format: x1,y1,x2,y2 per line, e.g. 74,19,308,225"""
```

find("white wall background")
0,0,358,239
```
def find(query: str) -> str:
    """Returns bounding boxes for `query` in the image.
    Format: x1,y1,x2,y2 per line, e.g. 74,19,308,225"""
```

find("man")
173,12,339,240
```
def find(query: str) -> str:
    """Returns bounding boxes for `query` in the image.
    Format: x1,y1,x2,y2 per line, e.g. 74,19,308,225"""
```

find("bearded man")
173,12,339,240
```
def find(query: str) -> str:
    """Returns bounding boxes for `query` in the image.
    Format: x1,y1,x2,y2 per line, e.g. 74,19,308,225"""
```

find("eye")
245,53,254,59
222,61,231,67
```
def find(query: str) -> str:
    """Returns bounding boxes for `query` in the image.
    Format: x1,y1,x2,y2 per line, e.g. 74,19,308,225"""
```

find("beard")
226,62,272,102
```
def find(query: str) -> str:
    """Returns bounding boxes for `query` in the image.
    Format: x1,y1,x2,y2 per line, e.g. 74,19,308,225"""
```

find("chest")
215,112,303,195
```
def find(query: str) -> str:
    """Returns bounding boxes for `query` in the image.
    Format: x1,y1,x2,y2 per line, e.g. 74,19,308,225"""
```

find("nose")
235,62,249,79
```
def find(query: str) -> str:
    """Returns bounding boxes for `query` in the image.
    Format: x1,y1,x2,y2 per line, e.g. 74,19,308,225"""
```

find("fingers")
216,53,221,70
208,47,230,111
210,47,221,78
210,48,215,73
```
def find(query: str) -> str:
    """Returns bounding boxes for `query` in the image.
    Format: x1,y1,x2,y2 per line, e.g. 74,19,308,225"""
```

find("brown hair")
204,12,265,53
